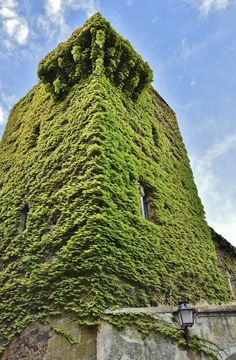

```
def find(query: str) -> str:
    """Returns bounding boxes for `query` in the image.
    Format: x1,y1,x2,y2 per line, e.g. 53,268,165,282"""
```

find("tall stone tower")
0,13,235,356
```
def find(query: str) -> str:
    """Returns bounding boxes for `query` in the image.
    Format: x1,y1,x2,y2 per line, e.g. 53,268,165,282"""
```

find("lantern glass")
178,301,195,328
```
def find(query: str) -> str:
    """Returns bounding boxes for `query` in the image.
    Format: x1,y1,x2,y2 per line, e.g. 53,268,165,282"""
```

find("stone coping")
105,306,175,315
105,304,236,316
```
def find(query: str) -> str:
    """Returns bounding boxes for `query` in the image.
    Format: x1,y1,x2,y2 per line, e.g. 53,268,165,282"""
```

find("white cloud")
214,212,236,245
0,0,29,46
1,0,17,7
0,0,99,50
199,0,230,14
0,89,17,108
46,0,62,15
0,104,6,125
191,133,236,246
45,0,64,27
178,30,222,60
182,0,234,15
179,37,208,60
179,38,193,59
68,0,99,17
3,18,29,45
44,0,98,27
0,90,17,138
0,7,16,18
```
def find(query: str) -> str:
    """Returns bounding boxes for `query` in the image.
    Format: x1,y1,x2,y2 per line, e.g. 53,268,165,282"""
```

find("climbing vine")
38,13,153,100
103,312,225,360
0,12,233,354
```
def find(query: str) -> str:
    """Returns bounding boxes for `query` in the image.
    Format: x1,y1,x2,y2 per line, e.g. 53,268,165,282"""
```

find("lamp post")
176,300,197,348
177,301,197,329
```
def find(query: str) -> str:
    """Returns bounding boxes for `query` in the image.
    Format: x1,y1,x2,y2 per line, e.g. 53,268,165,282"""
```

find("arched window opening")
18,204,29,234
140,186,150,220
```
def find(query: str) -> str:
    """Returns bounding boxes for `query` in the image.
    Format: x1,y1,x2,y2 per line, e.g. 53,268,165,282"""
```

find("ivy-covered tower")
0,13,235,351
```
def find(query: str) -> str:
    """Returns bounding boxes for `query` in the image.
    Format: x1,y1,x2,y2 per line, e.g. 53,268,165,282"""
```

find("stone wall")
0,317,96,360
1,305,236,359
100,305,236,360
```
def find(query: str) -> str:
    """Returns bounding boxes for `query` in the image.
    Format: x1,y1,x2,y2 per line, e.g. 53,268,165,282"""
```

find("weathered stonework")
1,317,96,360
1,306,236,359
1,322,50,360
98,321,189,360
100,305,236,360
46,317,96,360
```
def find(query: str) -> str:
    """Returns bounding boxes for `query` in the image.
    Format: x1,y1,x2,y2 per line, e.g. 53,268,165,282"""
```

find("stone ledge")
104,306,176,315
105,304,236,316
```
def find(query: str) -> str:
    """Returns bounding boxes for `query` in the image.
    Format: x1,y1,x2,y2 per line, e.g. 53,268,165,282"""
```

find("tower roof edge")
37,13,153,100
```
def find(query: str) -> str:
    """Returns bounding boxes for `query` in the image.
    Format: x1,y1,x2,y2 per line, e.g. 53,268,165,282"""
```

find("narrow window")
140,186,149,220
151,124,159,148
18,204,29,234
34,123,40,138
29,124,40,148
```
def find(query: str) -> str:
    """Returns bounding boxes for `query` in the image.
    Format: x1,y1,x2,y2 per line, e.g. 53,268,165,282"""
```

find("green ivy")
52,327,79,345
37,13,153,100
0,13,233,353
211,228,236,295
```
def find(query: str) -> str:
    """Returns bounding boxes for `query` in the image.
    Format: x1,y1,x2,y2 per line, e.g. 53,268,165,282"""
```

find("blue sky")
0,0,235,245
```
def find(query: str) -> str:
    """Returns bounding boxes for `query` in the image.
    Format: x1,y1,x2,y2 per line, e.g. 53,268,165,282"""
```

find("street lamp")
177,301,197,329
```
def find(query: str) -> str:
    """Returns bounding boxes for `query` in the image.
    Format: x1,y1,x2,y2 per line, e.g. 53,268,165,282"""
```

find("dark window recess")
151,124,159,148
29,124,40,148
18,204,29,233
34,124,40,137
140,186,150,220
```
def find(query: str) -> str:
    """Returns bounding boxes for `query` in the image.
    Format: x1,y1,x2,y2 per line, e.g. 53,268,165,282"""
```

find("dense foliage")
38,13,153,100
0,13,233,352
212,228,236,292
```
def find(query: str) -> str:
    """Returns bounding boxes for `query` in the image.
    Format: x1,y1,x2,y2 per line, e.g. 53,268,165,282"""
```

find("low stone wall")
100,305,236,360
1,305,236,359
194,305,236,360
0,317,96,360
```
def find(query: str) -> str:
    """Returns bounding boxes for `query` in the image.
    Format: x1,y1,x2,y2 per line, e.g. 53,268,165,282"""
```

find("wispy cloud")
179,37,198,59
182,0,234,15
0,0,29,46
179,36,213,60
199,0,231,14
0,88,17,131
0,0,99,52
191,133,236,245
0,103,5,125
44,0,66,28
40,0,99,37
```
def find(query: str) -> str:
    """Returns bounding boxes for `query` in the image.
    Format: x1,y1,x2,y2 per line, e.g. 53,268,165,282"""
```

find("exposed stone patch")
1,322,50,360
0,318,96,360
